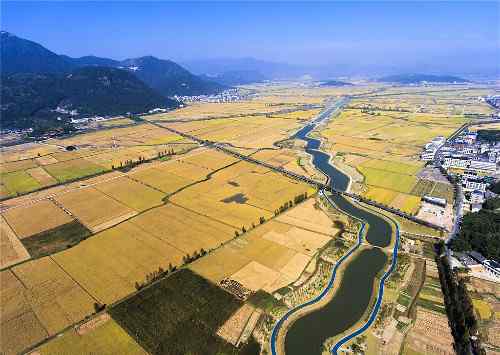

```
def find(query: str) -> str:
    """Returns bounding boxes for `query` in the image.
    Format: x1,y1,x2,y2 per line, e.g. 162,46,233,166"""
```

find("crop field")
358,166,418,193
1,170,43,195
20,220,91,258
43,158,107,182
171,161,315,229
26,167,58,185
130,203,235,253
94,176,165,212
37,316,147,355
472,299,493,320
54,187,136,231
2,199,74,239
53,220,185,303
416,276,446,314
0,215,30,268
190,199,337,293
1,257,96,354
147,100,300,120
109,269,243,355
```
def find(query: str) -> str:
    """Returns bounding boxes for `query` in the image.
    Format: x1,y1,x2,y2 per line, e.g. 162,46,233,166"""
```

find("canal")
271,100,396,355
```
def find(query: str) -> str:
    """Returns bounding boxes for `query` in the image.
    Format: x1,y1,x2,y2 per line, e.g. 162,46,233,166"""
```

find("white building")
469,160,497,174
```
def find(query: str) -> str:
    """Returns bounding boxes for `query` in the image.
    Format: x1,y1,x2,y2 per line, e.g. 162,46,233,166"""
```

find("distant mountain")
319,80,352,87
201,70,267,86
0,31,74,74
62,55,120,68
1,66,177,130
1,32,227,97
182,57,305,79
119,56,228,96
377,73,470,84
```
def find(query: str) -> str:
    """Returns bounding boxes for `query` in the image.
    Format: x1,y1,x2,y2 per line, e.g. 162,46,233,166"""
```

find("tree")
259,216,265,224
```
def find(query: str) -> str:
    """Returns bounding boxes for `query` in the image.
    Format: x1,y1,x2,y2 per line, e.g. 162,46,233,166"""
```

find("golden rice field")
190,198,338,293
170,161,316,228
37,316,147,355
1,257,96,354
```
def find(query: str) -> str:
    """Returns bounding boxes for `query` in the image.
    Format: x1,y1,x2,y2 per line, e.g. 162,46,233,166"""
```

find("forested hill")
119,56,228,96
1,66,177,130
1,32,228,97
377,73,470,84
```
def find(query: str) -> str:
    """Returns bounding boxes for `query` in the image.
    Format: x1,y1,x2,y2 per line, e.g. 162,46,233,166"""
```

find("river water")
273,102,395,354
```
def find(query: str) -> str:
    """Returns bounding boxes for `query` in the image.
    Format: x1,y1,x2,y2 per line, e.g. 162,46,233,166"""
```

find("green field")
44,159,107,182
21,220,91,258
1,170,42,195
358,166,417,193
416,276,446,314
109,269,248,355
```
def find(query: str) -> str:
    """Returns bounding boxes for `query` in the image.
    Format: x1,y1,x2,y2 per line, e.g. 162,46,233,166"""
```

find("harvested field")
94,176,165,211
20,220,91,258
54,187,135,231
404,307,454,355
53,220,184,303
37,316,147,355
0,216,30,268
274,198,336,235
217,304,256,346
109,269,243,355
191,200,333,293
2,199,73,238
230,261,281,291
26,167,57,185
129,164,193,194
0,159,38,174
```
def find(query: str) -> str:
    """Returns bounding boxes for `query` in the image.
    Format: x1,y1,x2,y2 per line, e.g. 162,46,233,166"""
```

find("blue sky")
2,1,499,73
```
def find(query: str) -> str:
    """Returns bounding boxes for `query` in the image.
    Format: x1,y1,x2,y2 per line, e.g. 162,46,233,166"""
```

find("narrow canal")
271,100,396,355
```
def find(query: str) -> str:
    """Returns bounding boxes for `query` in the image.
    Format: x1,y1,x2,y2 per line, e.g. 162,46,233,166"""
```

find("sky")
2,1,499,75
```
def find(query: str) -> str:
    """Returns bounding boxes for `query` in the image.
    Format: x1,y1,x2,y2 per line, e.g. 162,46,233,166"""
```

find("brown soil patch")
217,304,255,345
76,313,111,335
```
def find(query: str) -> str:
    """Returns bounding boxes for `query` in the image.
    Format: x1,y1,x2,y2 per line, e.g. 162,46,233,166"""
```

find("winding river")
270,99,399,355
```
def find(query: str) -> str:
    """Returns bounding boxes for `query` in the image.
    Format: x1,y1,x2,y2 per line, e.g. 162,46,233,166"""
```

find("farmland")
38,315,147,355
1,82,496,354
318,88,478,217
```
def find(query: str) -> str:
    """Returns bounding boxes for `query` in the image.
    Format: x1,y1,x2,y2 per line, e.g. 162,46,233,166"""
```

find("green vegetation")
21,220,91,258
44,159,107,182
109,269,244,355
1,170,42,195
247,290,286,313
477,129,500,143
451,209,500,260
435,242,484,355
483,197,500,211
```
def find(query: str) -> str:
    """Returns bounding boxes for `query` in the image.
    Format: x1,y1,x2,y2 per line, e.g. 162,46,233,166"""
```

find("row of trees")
435,242,484,355
135,263,177,291
274,192,308,216
111,149,177,171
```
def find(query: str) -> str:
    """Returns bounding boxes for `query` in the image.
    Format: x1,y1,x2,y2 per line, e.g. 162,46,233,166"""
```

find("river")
270,98,398,355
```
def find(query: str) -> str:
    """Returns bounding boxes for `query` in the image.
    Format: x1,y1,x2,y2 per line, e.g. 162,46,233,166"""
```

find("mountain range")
0,31,229,132
377,73,470,84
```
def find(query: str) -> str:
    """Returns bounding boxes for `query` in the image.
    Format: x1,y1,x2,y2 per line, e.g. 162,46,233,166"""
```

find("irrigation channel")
270,98,400,355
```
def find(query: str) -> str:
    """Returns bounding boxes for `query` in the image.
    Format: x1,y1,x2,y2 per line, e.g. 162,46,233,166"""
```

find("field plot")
109,269,243,355
53,221,185,304
20,220,91,258
44,158,107,182
1,257,96,354
191,199,336,293
217,304,256,346
0,215,30,268
2,199,73,239
27,167,58,185
171,161,315,229
37,315,147,355
54,187,136,232
130,204,234,253
94,176,165,211
1,170,42,195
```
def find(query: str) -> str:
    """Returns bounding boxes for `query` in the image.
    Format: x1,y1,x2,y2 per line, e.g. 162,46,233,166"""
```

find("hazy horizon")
2,1,499,76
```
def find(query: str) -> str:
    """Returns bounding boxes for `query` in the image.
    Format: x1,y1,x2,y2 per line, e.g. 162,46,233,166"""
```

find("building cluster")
421,129,499,213
173,88,252,103
485,95,500,110
453,251,500,280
